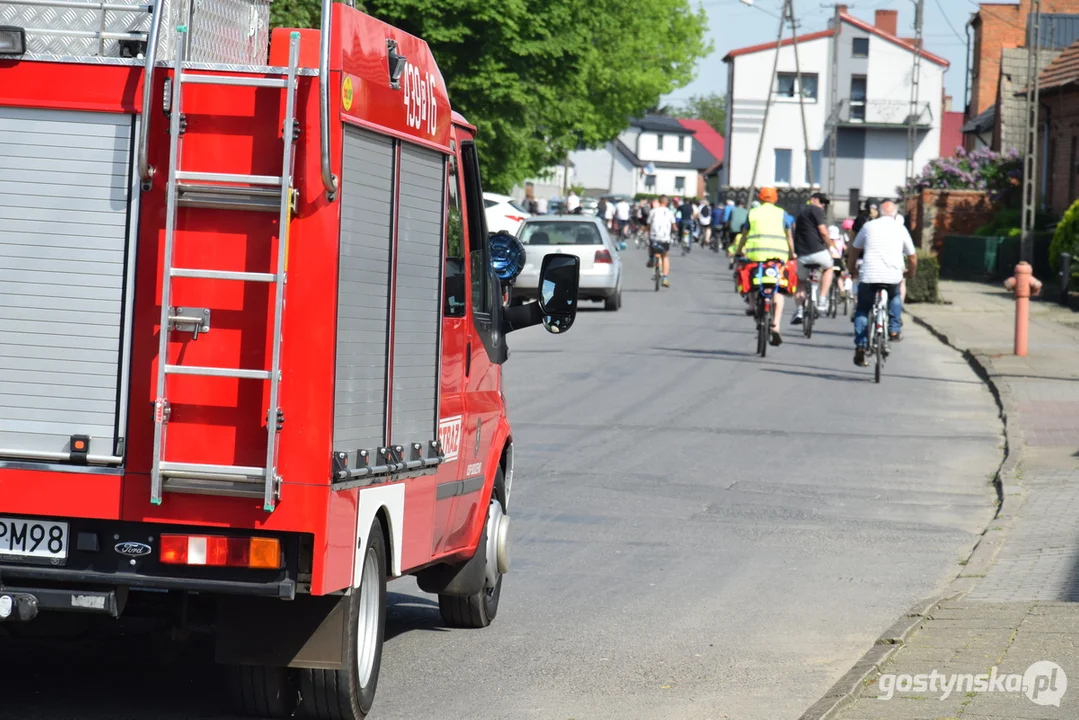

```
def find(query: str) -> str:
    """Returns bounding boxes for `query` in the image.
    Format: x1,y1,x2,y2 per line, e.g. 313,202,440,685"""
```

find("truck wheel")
439,469,509,629
227,664,295,718
298,518,387,719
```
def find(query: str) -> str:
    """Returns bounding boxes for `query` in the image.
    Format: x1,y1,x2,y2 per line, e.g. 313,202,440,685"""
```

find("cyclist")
677,196,696,247
734,187,795,346
848,200,917,367
791,192,836,325
647,194,677,287
615,196,632,239
726,200,749,259
699,199,712,247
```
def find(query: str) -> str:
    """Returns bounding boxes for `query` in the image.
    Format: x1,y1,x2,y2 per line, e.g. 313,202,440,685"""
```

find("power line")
932,0,966,44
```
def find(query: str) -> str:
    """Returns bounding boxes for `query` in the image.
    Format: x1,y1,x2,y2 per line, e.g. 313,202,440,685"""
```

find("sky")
663,0,992,110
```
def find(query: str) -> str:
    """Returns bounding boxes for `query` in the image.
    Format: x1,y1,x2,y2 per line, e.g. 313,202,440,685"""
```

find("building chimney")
944,95,953,112
875,9,898,36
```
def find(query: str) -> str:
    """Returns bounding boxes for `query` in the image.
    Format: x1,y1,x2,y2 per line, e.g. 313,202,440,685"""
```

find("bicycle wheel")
654,262,661,292
829,282,838,318
874,342,883,383
756,297,768,357
841,289,849,317
803,290,815,339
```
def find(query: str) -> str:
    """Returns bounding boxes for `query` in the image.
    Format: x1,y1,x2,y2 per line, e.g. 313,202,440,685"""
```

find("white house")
521,116,717,200
722,8,949,217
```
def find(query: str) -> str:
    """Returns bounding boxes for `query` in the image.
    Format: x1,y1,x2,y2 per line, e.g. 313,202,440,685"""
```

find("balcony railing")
839,100,933,127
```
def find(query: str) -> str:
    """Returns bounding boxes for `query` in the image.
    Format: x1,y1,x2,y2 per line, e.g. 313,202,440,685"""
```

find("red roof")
723,30,832,61
723,13,949,68
940,111,964,157
677,118,725,166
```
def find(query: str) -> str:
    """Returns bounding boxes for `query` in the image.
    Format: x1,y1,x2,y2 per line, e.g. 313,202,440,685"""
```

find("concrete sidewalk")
810,281,1079,720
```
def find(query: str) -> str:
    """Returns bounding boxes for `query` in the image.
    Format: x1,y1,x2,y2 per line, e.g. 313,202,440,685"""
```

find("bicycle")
801,262,826,339
651,242,666,291
866,287,891,383
741,259,782,358
679,226,692,256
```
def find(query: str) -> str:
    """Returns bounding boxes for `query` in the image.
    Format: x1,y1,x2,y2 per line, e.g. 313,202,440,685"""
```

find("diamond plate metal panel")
1,0,270,63
0,0,153,57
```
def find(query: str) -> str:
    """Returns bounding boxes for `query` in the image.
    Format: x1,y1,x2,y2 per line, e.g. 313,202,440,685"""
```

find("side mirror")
537,253,579,333
489,231,526,287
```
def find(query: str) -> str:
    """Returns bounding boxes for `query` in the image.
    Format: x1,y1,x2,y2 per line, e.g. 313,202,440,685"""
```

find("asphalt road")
0,245,1002,720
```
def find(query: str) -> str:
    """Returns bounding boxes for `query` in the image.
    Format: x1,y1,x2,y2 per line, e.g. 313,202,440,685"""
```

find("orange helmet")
759,187,778,204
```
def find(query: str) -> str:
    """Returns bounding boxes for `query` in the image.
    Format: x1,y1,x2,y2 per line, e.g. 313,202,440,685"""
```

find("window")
645,174,656,189
850,76,867,121
520,221,603,246
678,135,685,152
853,37,869,57
444,149,465,317
776,73,797,97
776,73,818,100
805,150,822,185
675,176,686,191
657,134,664,150
460,142,490,317
774,149,792,184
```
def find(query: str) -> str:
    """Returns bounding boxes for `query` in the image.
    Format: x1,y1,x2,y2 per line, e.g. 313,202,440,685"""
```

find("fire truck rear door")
0,105,135,463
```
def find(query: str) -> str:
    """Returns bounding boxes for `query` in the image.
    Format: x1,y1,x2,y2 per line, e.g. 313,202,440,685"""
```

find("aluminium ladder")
151,28,301,511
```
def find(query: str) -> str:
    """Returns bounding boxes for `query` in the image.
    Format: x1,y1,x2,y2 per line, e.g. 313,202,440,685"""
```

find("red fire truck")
0,0,579,716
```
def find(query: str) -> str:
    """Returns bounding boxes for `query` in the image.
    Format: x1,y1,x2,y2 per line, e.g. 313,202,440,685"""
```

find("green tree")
271,0,709,191
669,93,727,135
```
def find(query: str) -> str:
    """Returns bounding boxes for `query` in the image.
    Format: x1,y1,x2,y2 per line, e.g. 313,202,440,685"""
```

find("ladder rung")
161,477,266,499
177,182,282,213
175,171,282,187
181,74,289,89
171,268,277,283
165,365,272,380
159,461,266,479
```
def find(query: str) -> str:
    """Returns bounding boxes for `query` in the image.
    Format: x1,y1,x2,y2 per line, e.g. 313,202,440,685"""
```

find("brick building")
966,1,1079,150
1037,40,1079,216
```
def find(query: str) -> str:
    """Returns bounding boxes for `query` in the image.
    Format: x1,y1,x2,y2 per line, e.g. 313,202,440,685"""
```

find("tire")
227,665,295,718
803,299,814,339
654,266,661,292
439,469,507,629
604,287,621,311
875,350,882,384
297,519,387,720
841,293,849,317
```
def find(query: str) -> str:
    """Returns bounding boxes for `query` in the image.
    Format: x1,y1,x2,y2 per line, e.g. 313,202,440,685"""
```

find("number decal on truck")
401,61,438,136
438,416,462,462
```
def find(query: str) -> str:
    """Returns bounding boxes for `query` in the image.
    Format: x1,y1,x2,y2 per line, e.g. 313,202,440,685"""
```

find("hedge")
905,249,940,303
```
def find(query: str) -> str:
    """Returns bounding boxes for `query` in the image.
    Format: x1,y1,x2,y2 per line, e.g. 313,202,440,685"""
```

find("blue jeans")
854,282,902,348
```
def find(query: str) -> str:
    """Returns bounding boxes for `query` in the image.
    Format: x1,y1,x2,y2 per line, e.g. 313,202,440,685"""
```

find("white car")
513,216,623,311
484,192,531,235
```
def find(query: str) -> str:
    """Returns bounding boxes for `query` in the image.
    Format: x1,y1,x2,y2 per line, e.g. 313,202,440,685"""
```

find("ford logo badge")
114,542,152,557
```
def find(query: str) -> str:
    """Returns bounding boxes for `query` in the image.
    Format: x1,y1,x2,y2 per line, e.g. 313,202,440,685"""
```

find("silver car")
513,216,623,311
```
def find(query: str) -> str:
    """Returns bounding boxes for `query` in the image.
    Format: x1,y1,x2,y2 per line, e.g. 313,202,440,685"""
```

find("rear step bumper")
0,585,121,621
0,566,296,602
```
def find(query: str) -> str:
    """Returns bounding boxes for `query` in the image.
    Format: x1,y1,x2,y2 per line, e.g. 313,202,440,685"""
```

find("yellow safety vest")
744,203,789,262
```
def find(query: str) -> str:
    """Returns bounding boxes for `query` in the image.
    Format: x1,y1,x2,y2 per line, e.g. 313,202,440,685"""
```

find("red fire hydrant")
1003,262,1043,357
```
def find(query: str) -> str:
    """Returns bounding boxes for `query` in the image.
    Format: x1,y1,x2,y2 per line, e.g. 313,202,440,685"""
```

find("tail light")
160,534,281,569
506,214,525,224
595,249,613,263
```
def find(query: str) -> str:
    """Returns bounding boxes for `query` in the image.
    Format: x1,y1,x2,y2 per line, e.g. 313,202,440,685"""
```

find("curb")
797,308,1024,720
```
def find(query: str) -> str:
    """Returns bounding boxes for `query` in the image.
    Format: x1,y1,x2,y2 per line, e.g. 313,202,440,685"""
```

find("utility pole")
748,0,789,205
1020,0,1043,264
788,0,815,188
905,0,925,186
824,2,844,219
747,0,814,208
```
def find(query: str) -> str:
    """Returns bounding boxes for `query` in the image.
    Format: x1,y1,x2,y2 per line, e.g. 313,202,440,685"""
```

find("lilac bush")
898,147,1023,203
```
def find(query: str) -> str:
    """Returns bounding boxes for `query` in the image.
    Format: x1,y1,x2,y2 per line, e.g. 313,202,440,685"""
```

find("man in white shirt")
604,198,616,229
847,200,917,367
565,190,580,214
646,195,677,288
615,198,632,238
698,200,712,248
